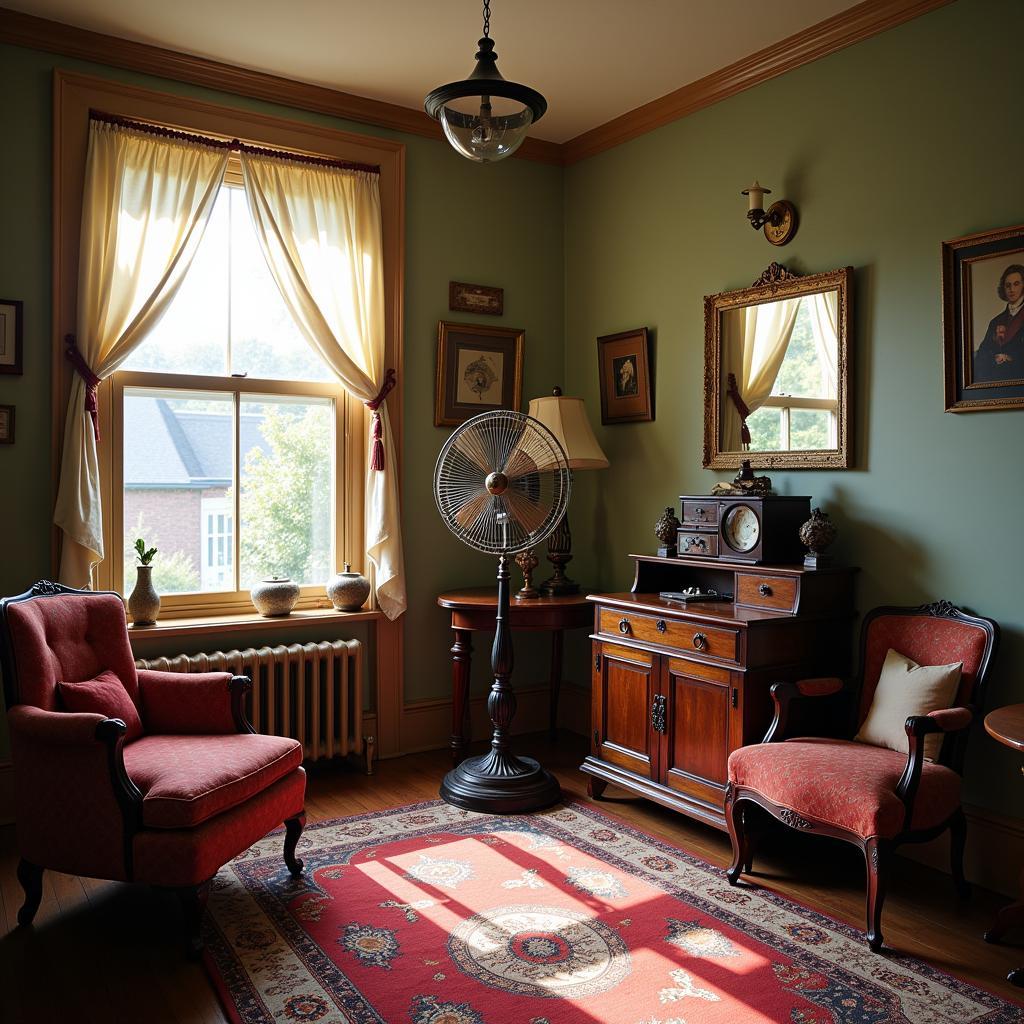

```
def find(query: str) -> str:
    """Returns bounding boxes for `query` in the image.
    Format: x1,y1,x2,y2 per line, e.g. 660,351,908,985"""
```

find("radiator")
135,640,371,771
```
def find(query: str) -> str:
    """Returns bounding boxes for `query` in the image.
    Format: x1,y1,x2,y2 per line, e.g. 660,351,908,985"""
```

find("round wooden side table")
984,703,1024,987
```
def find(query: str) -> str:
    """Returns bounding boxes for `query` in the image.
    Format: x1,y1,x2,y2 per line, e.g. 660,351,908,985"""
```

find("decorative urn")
128,565,160,627
798,508,838,569
250,576,300,617
654,506,682,558
326,563,371,612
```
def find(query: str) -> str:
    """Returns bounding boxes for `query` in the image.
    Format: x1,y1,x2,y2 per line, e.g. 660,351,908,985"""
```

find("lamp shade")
527,392,609,471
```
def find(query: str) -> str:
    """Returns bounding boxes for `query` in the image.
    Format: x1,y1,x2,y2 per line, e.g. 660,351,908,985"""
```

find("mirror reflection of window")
720,289,839,452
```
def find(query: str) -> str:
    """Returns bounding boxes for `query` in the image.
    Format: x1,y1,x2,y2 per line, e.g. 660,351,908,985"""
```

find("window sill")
127,606,381,642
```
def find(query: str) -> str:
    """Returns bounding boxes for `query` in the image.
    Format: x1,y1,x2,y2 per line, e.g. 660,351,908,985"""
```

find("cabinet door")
592,641,659,780
660,656,734,808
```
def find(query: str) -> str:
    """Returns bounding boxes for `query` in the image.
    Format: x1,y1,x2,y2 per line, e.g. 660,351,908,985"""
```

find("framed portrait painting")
435,321,524,426
0,299,23,376
943,223,1024,411
597,327,653,424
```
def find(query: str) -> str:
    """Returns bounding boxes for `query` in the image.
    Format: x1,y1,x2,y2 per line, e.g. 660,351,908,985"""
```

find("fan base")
441,753,561,814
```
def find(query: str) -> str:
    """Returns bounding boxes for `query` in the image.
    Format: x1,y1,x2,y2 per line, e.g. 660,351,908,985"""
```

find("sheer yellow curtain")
54,120,228,586
807,290,839,394
240,153,405,620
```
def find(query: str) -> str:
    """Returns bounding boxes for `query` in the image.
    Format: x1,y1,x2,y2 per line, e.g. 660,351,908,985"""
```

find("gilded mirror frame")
703,263,854,470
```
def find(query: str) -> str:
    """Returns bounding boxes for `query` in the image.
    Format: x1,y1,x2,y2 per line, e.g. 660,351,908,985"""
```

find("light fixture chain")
482,0,491,38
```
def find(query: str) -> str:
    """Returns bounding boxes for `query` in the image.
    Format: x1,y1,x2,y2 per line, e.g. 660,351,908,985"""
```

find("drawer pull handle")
656,619,667,633
618,618,631,635
758,583,772,597
692,632,708,651
695,506,705,519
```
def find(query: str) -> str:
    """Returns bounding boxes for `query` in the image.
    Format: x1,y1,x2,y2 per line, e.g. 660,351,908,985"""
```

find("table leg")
549,629,564,741
451,628,473,766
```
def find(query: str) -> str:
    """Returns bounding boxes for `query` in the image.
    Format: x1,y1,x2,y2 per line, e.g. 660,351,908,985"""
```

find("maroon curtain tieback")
365,368,397,471
726,372,752,447
65,335,102,442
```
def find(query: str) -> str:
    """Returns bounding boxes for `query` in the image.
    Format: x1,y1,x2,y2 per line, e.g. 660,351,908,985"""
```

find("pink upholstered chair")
0,580,307,955
726,601,998,952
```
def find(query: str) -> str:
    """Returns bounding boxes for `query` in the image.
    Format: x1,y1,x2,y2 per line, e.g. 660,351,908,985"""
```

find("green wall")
0,43,565,760
563,0,1024,816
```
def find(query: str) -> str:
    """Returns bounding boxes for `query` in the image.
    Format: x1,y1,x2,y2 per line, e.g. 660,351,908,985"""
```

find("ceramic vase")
327,563,371,612
250,576,300,617
128,565,160,627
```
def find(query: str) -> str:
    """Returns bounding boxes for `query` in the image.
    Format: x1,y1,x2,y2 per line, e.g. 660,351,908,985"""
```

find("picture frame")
942,223,1024,412
597,327,653,424
435,321,524,427
0,299,23,376
0,405,14,444
449,281,504,316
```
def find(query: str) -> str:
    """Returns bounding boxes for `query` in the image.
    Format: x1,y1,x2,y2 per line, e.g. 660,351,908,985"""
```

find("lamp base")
539,512,579,596
441,751,561,814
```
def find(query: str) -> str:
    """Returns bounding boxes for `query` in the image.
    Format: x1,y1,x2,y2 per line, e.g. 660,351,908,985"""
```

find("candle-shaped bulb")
742,181,771,212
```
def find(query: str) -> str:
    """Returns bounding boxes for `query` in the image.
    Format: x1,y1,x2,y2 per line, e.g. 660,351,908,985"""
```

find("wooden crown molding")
560,0,955,164
1,0,950,168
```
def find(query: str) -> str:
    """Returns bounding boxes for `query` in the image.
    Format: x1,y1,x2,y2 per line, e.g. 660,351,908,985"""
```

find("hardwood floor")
1,732,1021,1022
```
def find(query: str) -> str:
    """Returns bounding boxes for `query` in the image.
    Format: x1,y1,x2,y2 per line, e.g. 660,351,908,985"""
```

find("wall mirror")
703,263,854,470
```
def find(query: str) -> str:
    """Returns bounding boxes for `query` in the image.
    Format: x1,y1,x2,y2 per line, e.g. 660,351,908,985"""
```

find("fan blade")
452,491,492,530
453,428,493,474
503,488,549,535
503,448,540,480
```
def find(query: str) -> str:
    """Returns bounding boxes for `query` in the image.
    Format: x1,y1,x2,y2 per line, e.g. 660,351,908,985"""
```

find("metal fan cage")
434,410,571,556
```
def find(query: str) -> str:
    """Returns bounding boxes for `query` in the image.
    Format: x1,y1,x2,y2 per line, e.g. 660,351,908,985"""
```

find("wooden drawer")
599,609,739,662
736,573,798,611
681,500,718,526
677,530,719,558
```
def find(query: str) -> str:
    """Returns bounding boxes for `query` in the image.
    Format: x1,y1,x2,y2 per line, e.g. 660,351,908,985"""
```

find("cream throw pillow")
854,648,962,760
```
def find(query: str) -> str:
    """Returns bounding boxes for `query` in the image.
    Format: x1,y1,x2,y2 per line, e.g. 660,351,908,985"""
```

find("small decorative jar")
250,576,300,617
798,508,838,569
128,565,160,627
327,563,371,612
654,506,682,558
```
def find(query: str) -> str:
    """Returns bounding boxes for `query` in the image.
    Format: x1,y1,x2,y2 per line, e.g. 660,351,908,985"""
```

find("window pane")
229,189,334,382
121,190,230,375
790,409,832,450
772,299,826,399
239,396,334,588
746,406,782,451
123,389,233,594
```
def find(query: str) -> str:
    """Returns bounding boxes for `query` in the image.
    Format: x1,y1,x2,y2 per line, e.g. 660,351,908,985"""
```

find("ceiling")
5,0,863,144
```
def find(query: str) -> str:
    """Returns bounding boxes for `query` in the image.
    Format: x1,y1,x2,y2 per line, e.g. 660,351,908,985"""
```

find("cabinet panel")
593,644,657,780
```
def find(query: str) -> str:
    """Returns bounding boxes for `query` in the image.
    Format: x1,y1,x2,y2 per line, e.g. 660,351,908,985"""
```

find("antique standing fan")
434,410,571,812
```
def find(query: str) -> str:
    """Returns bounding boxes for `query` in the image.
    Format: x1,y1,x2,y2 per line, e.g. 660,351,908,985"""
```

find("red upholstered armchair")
0,581,307,955
726,601,998,953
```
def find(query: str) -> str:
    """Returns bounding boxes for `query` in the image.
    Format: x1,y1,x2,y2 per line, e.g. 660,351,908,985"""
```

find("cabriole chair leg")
864,838,889,952
16,859,44,927
725,789,748,886
284,813,306,877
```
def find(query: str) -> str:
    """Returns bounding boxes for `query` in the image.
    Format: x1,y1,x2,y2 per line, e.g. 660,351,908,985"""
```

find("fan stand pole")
440,554,562,814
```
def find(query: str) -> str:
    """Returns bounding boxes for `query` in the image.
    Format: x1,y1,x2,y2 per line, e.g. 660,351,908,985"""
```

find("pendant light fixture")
425,0,546,163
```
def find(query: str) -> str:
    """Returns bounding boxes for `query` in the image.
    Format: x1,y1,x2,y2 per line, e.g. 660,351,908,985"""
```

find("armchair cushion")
138,669,236,734
728,737,961,839
854,648,961,759
123,733,302,829
58,670,144,742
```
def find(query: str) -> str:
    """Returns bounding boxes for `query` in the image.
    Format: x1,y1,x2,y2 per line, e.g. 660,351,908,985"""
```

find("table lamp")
526,387,609,595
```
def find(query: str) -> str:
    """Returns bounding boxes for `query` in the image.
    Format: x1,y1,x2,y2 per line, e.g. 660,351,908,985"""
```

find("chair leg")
725,789,749,885
176,880,212,959
284,813,306,877
587,777,608,800
949,809,971,900
864,838,889,952
16,859,44,927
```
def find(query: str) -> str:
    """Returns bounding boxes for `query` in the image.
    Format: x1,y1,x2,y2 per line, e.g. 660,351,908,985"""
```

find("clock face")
723,505,760,552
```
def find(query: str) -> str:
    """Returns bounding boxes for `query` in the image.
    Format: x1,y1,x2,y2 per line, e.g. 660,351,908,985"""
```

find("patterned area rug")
204,800,1020,1024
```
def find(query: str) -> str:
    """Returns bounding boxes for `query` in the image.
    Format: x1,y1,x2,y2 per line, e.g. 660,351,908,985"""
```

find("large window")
113,175,345,613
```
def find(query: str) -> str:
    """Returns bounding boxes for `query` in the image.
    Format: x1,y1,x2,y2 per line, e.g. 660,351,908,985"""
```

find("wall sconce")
741,181,797,246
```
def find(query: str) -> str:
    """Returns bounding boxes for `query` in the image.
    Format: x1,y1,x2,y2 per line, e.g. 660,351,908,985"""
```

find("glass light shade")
527,394,609,471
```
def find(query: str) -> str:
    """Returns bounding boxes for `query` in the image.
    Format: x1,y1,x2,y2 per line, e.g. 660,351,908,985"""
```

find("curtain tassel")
726,372,752,448
365,368,397,472
65,334,102,442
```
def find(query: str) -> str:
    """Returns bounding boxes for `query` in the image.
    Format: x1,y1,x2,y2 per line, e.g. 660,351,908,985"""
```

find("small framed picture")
597,328,653,424
449,281,504,316
0,300,23,375
943,224,1024,411
435,321,524,427
0,405,14,444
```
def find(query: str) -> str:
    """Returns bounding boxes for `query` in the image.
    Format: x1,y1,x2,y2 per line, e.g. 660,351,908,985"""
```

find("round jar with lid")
327,564,371,612
250,576,300,617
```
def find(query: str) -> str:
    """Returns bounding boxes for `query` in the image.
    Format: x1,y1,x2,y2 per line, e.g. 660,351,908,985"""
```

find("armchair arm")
763,677,845,743
137,669,255,734
895,706,974,819
7,705,142,880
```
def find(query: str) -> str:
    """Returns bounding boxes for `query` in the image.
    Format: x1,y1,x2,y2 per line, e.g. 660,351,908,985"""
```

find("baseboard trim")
0,761,13,826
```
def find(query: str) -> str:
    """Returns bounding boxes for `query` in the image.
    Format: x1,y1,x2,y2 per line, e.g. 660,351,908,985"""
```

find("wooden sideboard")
582,554,857,830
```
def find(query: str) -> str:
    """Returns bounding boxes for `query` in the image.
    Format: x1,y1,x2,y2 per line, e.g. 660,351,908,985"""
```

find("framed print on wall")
0,405,14,444
943,223,1024,411
0,299,23,375
597,327,653,424
435,321,524,426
